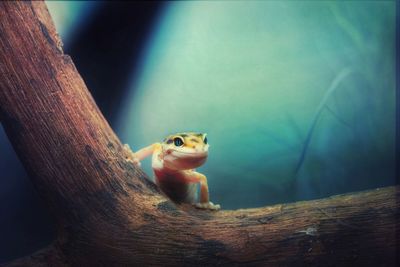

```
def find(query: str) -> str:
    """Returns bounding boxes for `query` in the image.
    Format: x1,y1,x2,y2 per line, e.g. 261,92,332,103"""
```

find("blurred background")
0,1,396,263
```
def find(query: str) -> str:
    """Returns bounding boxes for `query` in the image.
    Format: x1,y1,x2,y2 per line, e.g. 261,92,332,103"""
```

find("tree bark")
0,1,398,266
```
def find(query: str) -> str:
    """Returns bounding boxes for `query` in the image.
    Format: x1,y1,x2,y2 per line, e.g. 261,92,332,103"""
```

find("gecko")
125,132,220,210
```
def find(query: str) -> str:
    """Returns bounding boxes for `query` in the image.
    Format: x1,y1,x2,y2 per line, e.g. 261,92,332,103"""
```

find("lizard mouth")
170,150,208,158
163,150,208,170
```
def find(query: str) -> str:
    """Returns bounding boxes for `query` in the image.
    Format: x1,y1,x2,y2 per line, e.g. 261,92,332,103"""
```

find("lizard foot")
194,201,221,211
124,144,141,167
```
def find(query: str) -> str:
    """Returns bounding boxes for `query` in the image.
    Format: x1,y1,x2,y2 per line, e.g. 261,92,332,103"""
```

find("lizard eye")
173,137,184,147
203,136,208,144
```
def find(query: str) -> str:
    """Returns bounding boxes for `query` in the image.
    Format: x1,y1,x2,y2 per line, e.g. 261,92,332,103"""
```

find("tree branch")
0,1,398,266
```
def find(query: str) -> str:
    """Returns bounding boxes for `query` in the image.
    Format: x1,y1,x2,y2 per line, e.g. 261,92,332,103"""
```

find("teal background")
115,1,396,209
0,1,396,262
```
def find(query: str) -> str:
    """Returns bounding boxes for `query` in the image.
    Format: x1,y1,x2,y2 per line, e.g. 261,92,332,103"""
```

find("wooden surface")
0,1,398,266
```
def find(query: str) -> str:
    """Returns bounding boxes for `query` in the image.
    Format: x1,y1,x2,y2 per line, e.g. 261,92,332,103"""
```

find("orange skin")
126,133,220,210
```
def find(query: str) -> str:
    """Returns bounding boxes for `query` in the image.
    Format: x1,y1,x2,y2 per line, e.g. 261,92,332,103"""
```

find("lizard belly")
154,170,197,204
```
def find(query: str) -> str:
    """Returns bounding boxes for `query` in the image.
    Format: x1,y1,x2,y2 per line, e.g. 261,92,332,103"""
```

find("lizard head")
161,132,209,170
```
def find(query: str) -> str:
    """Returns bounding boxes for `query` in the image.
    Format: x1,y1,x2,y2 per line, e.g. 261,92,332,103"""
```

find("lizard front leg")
182,171,220,210
124,143,160,166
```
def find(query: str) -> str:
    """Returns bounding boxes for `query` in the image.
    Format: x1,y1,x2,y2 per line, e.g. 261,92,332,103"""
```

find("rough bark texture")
0,1,398,266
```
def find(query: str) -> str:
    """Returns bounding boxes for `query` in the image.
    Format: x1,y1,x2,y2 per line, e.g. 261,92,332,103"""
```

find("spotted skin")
125,132,220,211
